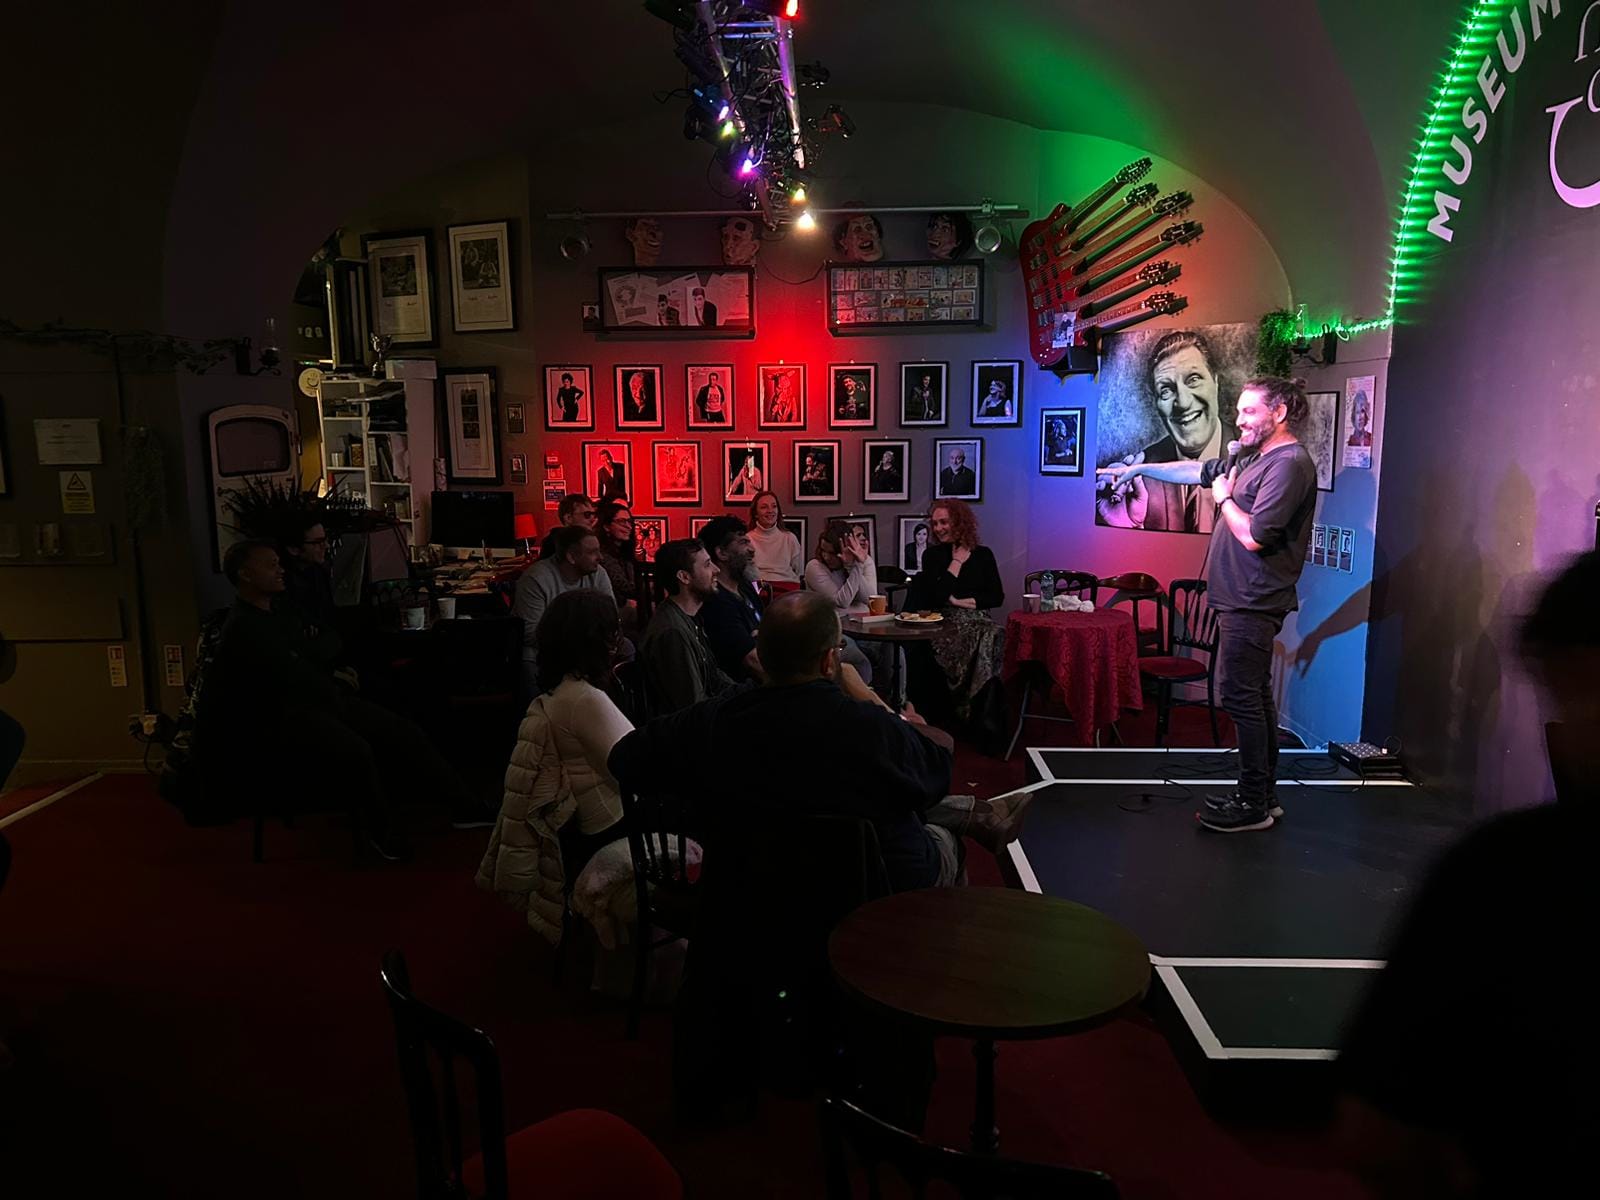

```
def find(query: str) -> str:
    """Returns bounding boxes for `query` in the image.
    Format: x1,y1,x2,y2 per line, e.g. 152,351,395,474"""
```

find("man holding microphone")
1098,376,1318,831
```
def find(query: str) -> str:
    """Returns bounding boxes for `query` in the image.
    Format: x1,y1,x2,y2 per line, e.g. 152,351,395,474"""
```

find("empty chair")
379,949,681,1200
1097,571,1163,655
1138,577,1220,746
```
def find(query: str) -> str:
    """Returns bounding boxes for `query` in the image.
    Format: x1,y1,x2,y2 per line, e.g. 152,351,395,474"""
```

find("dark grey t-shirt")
1199,442,1317,614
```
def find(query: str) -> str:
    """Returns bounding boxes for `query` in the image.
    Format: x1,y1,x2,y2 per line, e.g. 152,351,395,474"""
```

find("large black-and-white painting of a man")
1094,324,1252,534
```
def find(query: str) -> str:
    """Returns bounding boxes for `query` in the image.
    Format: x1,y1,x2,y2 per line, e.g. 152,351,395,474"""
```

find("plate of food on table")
894,611,944,624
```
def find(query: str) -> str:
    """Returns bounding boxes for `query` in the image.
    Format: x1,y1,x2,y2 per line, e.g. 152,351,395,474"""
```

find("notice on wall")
107,645,128,688
163,644,185,688
59,470,95,514
34,418,103,465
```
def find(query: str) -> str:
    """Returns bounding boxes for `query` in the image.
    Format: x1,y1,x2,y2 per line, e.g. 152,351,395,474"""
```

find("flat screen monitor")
430,489,515,549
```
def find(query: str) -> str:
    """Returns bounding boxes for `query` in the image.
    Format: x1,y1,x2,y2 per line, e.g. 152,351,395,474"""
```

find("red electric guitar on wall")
1019,157,1152,276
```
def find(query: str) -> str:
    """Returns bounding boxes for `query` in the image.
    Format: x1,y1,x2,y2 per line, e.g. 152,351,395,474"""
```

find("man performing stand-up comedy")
1098,376,1317,832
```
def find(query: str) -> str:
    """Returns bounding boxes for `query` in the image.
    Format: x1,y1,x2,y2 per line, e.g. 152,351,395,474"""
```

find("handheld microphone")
1224,439,1242,473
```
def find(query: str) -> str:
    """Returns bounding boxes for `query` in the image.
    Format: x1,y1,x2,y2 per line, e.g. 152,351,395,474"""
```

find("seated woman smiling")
904,499,1005,723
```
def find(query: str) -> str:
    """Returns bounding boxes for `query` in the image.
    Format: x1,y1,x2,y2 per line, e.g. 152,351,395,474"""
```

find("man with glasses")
281,518,346,673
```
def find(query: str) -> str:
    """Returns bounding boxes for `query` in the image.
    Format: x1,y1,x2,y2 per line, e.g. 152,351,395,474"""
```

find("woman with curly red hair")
905,499,1005,723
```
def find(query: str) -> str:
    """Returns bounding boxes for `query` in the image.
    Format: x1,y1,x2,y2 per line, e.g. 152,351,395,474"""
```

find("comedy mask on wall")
832,212,884,262
624,217,663,267
720,215,761,266
926,211,974,260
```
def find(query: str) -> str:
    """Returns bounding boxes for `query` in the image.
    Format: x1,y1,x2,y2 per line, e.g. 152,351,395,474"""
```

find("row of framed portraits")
579,435,1003,509
364,222,516,344
541,359,1025,433
627,512,935,575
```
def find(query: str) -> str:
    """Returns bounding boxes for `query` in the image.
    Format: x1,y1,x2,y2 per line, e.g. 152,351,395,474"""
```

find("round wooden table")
841,614,945,705
828,887,1149,1154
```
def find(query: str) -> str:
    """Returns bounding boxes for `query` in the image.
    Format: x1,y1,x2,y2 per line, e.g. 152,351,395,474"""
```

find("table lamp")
514,512,538,557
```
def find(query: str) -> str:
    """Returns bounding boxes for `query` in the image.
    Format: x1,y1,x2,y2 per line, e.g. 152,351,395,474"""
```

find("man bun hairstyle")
1243,375,1309,427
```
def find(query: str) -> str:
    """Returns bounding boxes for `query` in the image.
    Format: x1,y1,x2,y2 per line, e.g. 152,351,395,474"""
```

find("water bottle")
1039,571,1056,611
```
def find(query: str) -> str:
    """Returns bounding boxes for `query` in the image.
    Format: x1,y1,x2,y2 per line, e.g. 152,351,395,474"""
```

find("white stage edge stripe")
1038,747,1323,755
1225,1047,1340,1061
0,772,104,830
1007,839,1042,894
1153,963,1226,1060
1150,956,1386,970
1026,747,1053,780
1045,777,1413,788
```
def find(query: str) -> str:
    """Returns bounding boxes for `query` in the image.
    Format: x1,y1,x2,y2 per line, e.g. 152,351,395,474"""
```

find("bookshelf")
316,373,419,543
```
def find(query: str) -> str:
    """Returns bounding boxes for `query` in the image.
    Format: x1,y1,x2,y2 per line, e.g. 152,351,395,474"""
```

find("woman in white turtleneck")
746,490,802,584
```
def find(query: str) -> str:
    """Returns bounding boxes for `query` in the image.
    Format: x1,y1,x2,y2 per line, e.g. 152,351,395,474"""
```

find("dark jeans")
1216,610,1283,806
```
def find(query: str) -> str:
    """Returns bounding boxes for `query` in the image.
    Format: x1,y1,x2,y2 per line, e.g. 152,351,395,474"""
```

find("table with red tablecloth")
1001,609,1143,745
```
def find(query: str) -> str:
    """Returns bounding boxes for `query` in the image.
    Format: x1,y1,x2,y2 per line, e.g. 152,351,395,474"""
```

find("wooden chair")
620,789,701,1039
1097,571,1163,655
378,950,681,1200
820,1095,1118,1199
1004,571,1101,760
611,658,648,726
1138,577,1220,746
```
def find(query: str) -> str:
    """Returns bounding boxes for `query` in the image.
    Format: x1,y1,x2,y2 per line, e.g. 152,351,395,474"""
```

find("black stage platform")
1005,747,1473,1111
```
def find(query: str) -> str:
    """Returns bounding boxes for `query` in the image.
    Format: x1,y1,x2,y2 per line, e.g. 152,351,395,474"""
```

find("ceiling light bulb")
785,1,799,17
720,120,736,138
796,209,816,231
740,156,756,176
791,184,807,204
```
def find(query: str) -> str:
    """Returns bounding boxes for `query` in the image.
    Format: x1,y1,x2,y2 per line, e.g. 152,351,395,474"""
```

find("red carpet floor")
0,708,1362,1198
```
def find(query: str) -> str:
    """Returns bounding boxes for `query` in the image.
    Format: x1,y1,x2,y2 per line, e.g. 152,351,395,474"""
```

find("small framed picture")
1304,390,1341,492
782,516,809,555
686,363,735,429
722,440,771,503
793,439,841,504
543,365,594,431
900,361,948,427
828,364,876,429
862,438,910,503
633,516,668,563
615,365,664,430
828,513,878,564
971,360,1023,427
898,515,933,575
447,220,514,332
509,451,528,485
441,368,501,485
505,401,525,435
934,437,983,501
583,441,632,506
690,517,712,539
652,440,703,506
1039,407,1085,476
757,363,806,429
362,230,436,346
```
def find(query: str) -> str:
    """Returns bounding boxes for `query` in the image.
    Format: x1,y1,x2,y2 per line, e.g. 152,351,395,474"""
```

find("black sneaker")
1197,792,1275,833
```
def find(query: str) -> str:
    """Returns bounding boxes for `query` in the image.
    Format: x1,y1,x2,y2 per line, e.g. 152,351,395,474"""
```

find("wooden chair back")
820,1095,1119,1199
1023,570,1098,601
1165,578,1218,657
379,949,510,1200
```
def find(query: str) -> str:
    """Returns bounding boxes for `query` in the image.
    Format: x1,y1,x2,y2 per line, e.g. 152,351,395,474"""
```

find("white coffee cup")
401,605,426,630
436,597,457,620
1023,593,1042,613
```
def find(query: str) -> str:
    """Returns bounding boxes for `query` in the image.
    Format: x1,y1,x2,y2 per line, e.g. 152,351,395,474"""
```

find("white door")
207,403,300,568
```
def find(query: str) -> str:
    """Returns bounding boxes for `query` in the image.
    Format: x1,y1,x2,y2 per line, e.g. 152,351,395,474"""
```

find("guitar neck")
1079,226,1198,294
1078,268,1176,317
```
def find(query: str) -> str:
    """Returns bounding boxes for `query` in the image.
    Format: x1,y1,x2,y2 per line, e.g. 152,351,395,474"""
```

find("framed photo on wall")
543,365,594,430
362,230,436,346
793,439,841,504
583,441,632,506
1304,390,1340,492
441,368,501,485
827,513,878,564
598,267,755,335
686,363,734,429
615,365,664,430
826,260,985,331
690,517,712,539
1039,407,1085,476
934,437,982,501
652,440,703,506
782,515,809,556
509,451,528,485
722,440,771,504
447,220,514,332
633,516,668,562
862,438,910,502
828,363,876,429
898,515,933,575
900,361,947,427
505,402,525,435
757,363,806,429
971,360,1022,427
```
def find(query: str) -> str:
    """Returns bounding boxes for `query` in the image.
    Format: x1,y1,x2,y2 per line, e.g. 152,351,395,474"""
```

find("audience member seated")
514,525,615,698
478,590,636,949
697,516,765,683
638,538,738,717
596,500,641,634
204,541,487,859
1338,551,1595,1198
746,490,802,585
611,591,1030,893
538,493,598,559
804,520,885,686
278,517,354,681
904,499,1005,723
